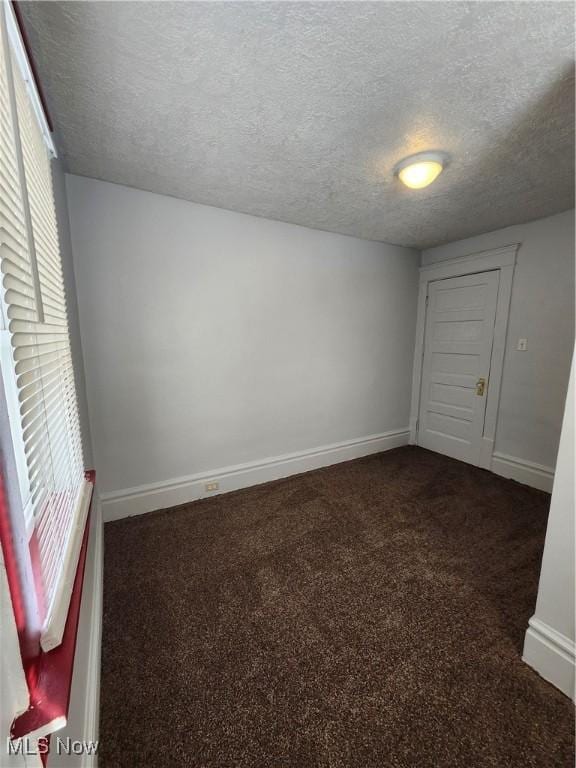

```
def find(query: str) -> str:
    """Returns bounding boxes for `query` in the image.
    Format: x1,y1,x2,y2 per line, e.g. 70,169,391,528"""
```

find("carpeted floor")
101,446,574,767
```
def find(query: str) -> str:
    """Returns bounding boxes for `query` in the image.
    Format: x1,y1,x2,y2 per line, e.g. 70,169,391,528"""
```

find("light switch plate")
517,338,528,351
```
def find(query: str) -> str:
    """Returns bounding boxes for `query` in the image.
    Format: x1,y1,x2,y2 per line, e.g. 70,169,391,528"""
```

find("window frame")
0,0,91,652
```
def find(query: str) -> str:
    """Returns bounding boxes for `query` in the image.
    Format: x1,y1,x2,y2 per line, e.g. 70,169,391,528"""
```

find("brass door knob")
476,377,486,396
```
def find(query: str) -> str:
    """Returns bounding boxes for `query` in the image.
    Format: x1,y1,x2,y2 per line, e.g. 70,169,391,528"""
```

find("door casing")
409,243,519,469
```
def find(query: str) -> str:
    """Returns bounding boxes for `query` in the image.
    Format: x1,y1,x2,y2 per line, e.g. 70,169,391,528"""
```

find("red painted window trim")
0,470,95,744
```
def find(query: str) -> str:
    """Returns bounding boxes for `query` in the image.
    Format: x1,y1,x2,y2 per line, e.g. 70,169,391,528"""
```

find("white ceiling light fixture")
395,151,449,190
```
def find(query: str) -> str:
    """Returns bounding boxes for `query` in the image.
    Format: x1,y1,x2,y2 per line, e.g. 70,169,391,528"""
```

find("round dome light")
395,151,448,190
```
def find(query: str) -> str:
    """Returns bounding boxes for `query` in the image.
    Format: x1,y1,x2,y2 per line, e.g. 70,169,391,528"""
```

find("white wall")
422,210,575,472
523,352,575,698
66,175,420,511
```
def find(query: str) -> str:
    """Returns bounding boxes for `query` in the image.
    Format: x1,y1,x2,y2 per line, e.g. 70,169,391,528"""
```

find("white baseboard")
523,616,575,700
101,428,410,521
491,452,555,493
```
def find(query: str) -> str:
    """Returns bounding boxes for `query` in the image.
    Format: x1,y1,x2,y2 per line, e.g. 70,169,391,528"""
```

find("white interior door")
417,270,499,465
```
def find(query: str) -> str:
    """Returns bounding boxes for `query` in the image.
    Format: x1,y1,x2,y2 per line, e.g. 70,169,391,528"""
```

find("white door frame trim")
409,243,520,469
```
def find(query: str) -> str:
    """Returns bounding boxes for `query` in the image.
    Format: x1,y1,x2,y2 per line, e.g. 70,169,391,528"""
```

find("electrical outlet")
517,338,528,351
205,481,219,492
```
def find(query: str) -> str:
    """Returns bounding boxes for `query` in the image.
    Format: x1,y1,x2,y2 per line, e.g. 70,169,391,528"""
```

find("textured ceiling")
20,1,575,248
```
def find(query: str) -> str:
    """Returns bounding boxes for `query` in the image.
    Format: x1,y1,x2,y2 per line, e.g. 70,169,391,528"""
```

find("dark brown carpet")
101,446,574,767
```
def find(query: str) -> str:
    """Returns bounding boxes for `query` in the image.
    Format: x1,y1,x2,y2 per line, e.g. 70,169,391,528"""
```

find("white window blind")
0,3,90,652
